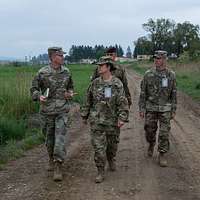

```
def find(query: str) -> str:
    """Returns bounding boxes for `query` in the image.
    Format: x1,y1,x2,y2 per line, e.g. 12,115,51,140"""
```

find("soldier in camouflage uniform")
30,47,74,181
81,56,129,183
91,48,131,176
91,47,132,107
139,50,177,167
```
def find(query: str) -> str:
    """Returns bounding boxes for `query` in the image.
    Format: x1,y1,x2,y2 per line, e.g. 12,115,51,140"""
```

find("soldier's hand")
40,95,47,103
139,112,145,119
64,91,78,100
82,118,88,125
128,101,132,109
171,112,176,120
64,91,73,99
117,120,125,128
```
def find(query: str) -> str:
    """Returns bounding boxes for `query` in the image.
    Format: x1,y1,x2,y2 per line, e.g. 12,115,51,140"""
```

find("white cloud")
0,0,200,57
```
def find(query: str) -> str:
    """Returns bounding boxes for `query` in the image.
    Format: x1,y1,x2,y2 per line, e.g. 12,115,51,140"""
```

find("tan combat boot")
159,153,168,167
148,143,155,157
53,161,63,181
95,167,105,183
108,159,116,171
47,158,54,171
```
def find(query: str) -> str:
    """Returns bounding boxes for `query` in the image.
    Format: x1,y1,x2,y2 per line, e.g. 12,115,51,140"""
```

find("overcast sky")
0,0,200,58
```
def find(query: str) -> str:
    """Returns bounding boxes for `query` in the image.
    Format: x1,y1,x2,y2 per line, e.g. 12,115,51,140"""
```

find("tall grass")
0,66,39,145
0,66,38,119
166,61,200,101
68,64,95,104
0,117,26,144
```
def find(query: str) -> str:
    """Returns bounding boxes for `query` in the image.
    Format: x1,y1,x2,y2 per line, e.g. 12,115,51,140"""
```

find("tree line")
30,18,200,63
66,44,124,62
133,18,200,60
31,44,125,64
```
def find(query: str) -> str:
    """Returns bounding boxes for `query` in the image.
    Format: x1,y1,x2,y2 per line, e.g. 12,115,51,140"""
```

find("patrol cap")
106,47,117,54
96,56,116,71
153,50,167,59
48,47,66,57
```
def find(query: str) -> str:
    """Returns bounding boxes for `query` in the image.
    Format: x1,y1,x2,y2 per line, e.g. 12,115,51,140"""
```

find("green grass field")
129,61,200,101
68,64,95,103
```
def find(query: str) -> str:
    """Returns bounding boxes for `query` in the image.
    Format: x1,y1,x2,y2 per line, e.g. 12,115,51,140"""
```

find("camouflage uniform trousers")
144,111,171,153
91,127,120,168
41,113,68,162
40,114,47,139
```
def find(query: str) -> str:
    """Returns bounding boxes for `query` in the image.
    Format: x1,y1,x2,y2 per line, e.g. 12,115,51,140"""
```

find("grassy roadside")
0,64,94,167
0,130,44,169
128,61,200,101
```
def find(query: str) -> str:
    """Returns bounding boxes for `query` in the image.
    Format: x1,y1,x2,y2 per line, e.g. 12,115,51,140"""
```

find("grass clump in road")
0,130,44,169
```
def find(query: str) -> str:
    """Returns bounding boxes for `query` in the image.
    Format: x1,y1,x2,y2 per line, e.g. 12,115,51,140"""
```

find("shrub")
0,117,26,145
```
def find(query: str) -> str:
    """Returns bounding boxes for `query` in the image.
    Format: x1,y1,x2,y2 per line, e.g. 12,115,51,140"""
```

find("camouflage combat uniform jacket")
139,67,177,113
30,65,74,115
91,63,132,106
81,76,129,131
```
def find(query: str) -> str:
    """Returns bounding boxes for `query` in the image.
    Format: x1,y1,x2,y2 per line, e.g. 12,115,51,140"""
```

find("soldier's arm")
116,84,129,123
138,76,147,113
171,74,177,114
81,83,93,120
64,71,77,100
121,68,132,107
66,74,74,91
91,67,99,81
30,72,42,101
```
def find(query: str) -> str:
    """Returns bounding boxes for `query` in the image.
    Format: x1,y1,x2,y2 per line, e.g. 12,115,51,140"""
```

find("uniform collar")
153,67,169,77
100,76,114,84
49,64,65,73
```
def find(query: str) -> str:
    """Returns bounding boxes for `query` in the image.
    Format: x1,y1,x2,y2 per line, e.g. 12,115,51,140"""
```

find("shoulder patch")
112,76,123,88
115,64,123,70
92,77,101,84
166,68,176,77
170,70,176,76
38,65,50,74
63,66,70,73
145,68,155,77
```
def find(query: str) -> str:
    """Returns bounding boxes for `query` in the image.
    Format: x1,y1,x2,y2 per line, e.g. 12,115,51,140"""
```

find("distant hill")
0,56,21,61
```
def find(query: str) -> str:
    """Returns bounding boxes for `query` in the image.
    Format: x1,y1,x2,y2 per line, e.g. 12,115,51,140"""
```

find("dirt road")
0,68,200,200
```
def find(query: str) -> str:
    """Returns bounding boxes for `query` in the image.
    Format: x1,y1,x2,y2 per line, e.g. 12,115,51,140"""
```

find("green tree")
173,22,200,56
66,44,124,62
143,18,175,54
133,36,153,58
126,46,132,58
